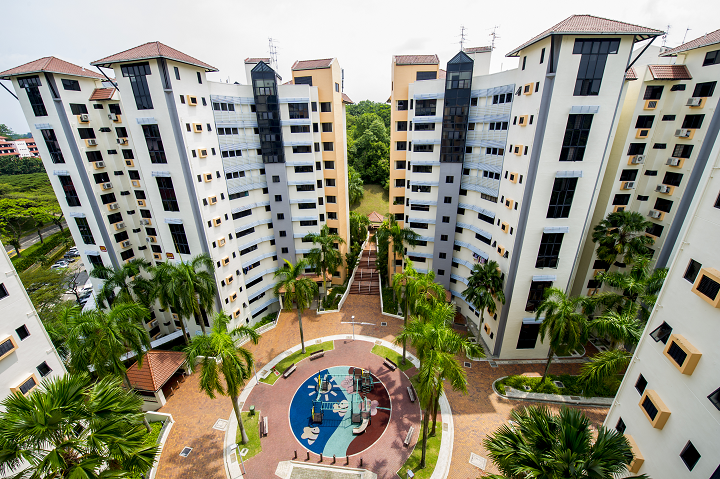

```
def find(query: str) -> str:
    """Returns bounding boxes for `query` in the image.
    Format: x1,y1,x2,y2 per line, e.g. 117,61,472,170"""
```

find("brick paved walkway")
155,294,609,478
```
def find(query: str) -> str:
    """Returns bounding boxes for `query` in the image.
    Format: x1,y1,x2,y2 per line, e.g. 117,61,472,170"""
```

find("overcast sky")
1,0,718,134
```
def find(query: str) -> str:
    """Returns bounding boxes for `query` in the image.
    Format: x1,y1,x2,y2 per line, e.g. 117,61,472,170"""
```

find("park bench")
260,416,269,436
309,349,325,360
404,426,414,446
383,357,398,371
407,386,416,403
282,363,296,378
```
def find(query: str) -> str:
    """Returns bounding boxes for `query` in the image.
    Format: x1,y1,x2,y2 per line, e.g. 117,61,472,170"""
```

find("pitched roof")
89,87,116,101
0,56,105,80
506,15,664,57
625,67,638,81
464,46,493,53
660,28,720,56
125,350,186,392
648,64,692,80
245,57,270,63
91,42,218,72
438,69,447,79
394,55,439,65
368,211,385,223
342,93,354,104
291,58,334,71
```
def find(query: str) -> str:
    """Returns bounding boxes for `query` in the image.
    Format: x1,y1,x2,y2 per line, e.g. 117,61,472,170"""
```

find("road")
4,222,67,255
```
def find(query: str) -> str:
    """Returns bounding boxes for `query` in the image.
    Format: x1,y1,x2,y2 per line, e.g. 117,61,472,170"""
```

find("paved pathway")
155,294,608,478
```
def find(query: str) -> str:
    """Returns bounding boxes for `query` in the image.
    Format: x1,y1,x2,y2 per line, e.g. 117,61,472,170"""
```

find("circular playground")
289,366,391,456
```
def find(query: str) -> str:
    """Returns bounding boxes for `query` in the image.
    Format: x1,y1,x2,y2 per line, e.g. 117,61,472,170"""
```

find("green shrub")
382,287,399,315
322,285,345,310
252,313,277,330
12,230,73,272
496,373,620,398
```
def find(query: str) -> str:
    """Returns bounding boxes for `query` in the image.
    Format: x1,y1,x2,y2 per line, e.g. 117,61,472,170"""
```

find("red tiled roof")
283,80,294,85
291,58,334,71
625,67,638,81
464,46,492,53
661,29,720,56
125,350,186,392
89,87,116,101
245,57,270,63
342,93,354,104
394,55,439,65
0,56,104,80
506,15,664,57
368,211,385,223
648,64,692,80
438,69,447,79
92,42,218,72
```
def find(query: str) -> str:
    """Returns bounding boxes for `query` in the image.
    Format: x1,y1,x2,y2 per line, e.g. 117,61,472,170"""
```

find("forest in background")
346,100,391,188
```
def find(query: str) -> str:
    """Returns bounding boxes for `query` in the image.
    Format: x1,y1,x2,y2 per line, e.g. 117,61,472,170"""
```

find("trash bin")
249,405,255,416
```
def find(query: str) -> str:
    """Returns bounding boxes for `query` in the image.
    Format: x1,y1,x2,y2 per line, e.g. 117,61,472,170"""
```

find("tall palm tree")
393,261,418,364
535,288,588,384
463,260,506,326
185,312,259,444
151,261,190,342
305,224,345,304
371,218,391,282
592,211,654,269
273,259,319,354
0,374,159,478
90,258,153,308
382,215,420,302
483,405,644,479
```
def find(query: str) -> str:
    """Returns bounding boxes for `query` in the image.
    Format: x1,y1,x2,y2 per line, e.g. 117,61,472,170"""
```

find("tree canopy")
346,101,390,187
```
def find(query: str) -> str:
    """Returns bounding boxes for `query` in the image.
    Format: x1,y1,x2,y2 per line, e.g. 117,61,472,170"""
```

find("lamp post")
341,317,375,341
351,315,355,340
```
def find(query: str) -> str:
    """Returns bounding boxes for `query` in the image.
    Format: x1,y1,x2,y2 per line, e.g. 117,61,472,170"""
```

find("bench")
260,416,269,436
404,426,414,446
309,349,325,360
383,357,398,371
407,386,416,403
282,363,296,378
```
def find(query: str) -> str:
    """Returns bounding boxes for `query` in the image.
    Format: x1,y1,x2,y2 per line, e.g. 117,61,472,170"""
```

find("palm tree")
386,215,420,302
483,405,644,479
305,224,345,304
151,261,190,342
185,312,259,444
462,260,506,326
393,261,418,364
273,259,319,354
349,211,370,246
0,373,159,478
592,211,654,269
348,166,365,205
535,288,588,384
90,258,153,308
371,218,391,282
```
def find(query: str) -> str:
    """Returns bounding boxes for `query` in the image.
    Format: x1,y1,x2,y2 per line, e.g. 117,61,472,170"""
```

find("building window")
415,123,435,131
396,121,408,131
644,85,664,100
704,50,720,66
572,38,619,96
75,217,95,244
615,418,626,434
36,361,52,377
69,104,88,115
525,281,552,312
323,142,334,151
396,100,408,111
559,114,593,161
547,178,577,218
169,224,190,255
540,48,546,64
0,283,7,301
18,376,37,395
693,81,716,97
142,125,166,164
196,71,202,84
627,143,646,156
120,62,153,110
415,99,436,116
320,102,331,112
77,128,95,140
321,123,333,132
87,254,103,268
635,115,654,129
672,144,693,159
327,196,336,204
41,129,64,164
288,103,309,119
58,176,80,207
416,71,437,80
708,387,720,411
666,341,688,367
649,322,672,344
516,323,540,349
290,125,310,133
62,79,81,91
635,374,648,394
396,141,407,151
17,76,47,116
679,441,701,471
682,115,704,129
535,233,564,269
156,177,179,211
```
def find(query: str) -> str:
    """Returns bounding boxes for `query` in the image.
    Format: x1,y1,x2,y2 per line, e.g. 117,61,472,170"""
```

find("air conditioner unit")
686,97,702,107
86,139,97,146
146,236,157,243
622,181,636,190
109,202,119,210
675,129,691,138
139,219,150,225
94,161,106,169
131,180,140,187
656,184,671,193
79,114,90,122
120,240,131,248
108,113,118,121
102,182,112,190
648,210,662,219
116,138,128,145
667,157,682,166
631,155,645,164
114,222,125,230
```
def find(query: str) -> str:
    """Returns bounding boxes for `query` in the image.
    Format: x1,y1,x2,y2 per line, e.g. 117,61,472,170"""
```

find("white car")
51,261,69,269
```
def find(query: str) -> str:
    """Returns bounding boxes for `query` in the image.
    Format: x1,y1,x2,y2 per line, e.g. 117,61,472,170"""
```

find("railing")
317,232,369,314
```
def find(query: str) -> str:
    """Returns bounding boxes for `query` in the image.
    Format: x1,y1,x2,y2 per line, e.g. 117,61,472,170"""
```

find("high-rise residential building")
0,136,38,157
0,240,65,401
0,45,352,338
573,30,720,296
602,128,720,478
388,15,663,359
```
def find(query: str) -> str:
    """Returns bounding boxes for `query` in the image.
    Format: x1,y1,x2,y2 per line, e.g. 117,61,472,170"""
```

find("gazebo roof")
125,350,186,392
368,211,385,224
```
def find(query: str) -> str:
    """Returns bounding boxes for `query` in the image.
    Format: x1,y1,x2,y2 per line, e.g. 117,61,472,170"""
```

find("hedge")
11,230,73,272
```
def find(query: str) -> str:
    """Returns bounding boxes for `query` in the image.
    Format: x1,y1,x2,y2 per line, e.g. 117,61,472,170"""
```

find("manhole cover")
469,452,487,470
213,419,228,431
381,322,387,326
179,447,192,457
464,362,471,368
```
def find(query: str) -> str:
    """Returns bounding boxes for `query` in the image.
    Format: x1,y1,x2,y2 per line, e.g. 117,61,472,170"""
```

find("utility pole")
489,26,501,51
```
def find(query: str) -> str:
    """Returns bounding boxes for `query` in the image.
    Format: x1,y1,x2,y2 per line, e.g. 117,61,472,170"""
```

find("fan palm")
484,405,645,479
305,224,345,304
535,288,588,384
463,260,506,326
0,373,159,478
185,312,259,444
273,259,319,354
591,211,654,269
90,258,153,308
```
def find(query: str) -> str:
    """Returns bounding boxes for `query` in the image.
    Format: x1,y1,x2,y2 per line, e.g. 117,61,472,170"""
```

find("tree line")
346,100,391,188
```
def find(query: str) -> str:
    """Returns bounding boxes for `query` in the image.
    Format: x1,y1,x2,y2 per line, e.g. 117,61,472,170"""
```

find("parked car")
51,261,69,270
63,255,78,262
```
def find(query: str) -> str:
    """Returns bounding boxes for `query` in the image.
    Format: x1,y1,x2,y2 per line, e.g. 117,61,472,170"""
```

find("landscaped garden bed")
235,412,262,460
371,344,413,371
495,373,620,398
381,287,400,315
260,341,334,385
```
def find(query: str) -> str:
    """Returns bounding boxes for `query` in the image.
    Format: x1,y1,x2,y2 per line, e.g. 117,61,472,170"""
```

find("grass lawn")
129,422,164,479
260,341,335,385
495,373,621,398
235,412,262,460
350,184,389,217
371,344,413,371
398,425,442,479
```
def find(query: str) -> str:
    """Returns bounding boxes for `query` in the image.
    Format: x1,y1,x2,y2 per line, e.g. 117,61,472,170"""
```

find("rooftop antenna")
459,26,468,51
489,26,501,51
661,25,671,47
268,37,279,72
681,28,691,45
